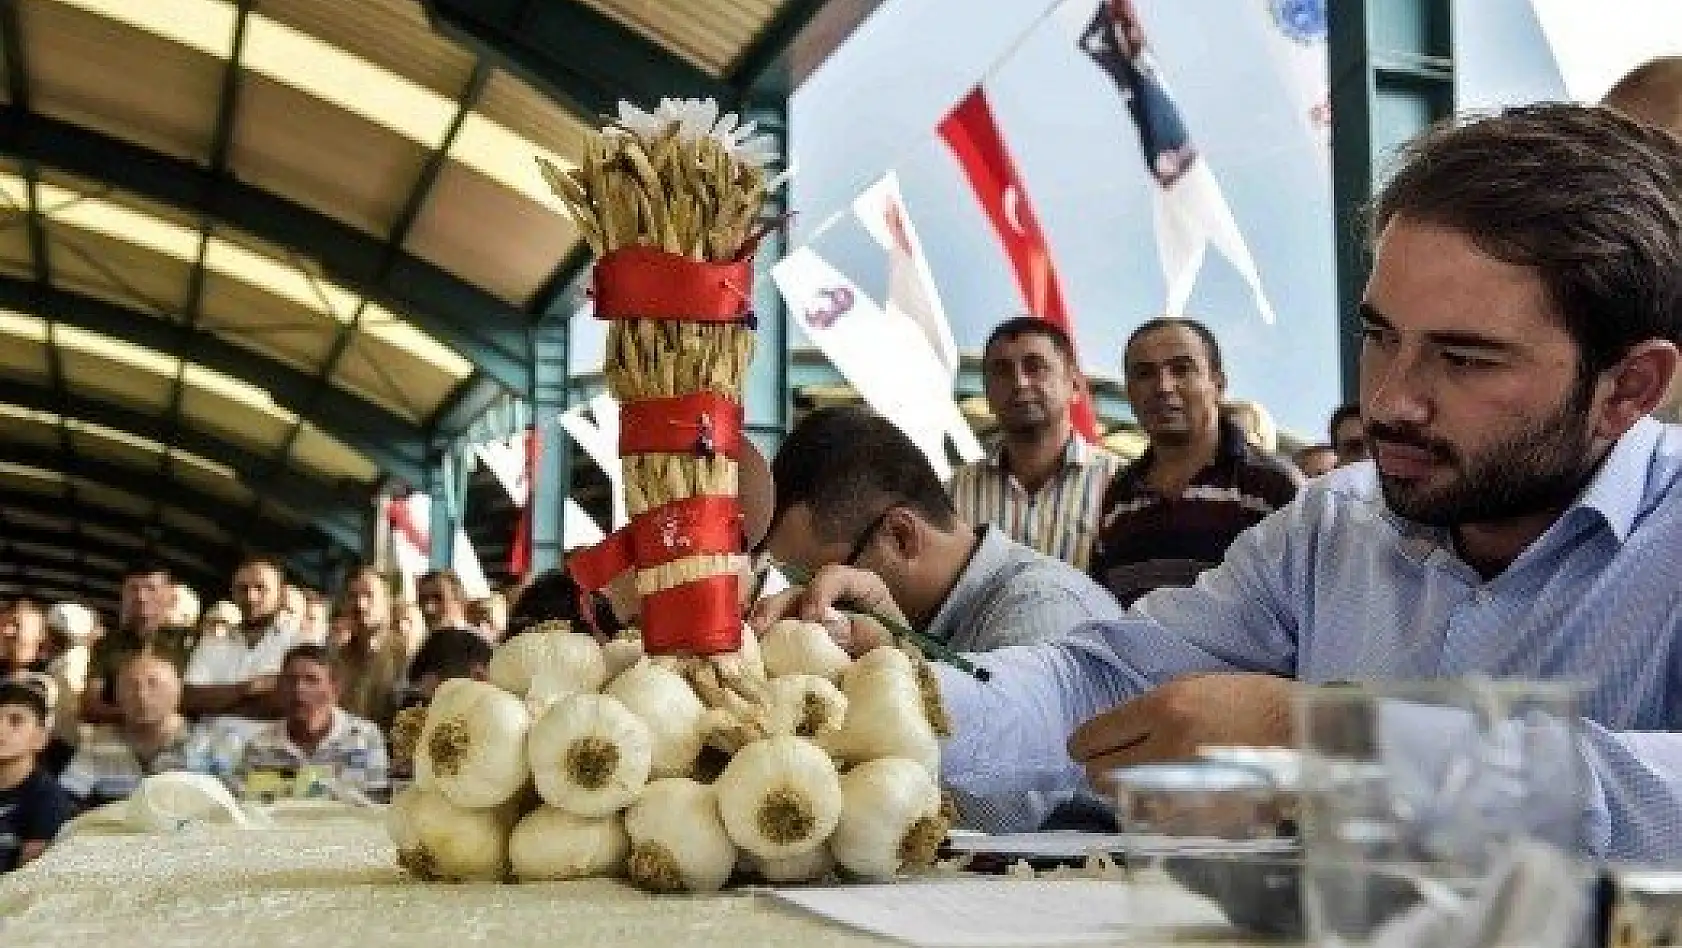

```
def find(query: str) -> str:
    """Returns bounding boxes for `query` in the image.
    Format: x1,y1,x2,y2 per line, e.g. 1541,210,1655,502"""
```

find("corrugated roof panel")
57,343,176,411
232,73,428,239
289,423,379,485
44,226,193,315
22,0,222,163
404,159,579,306
67,426,165,474
178,385,295,458
574,0,785,75
0,408,61,450
158,506,230,544
198,274,339,375
71,481,152,518
171,460,255,507
255,0,476,100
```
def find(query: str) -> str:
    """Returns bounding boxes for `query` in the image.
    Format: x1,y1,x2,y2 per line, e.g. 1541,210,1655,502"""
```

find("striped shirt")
58,721,210,804
1090,420,1300,606
949,435,1124,571
924,526,1126,834
935,417,1682,863
238,708,388,801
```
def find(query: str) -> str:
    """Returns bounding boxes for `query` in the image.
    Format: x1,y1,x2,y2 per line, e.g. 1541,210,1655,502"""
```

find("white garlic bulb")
820,666,938,774
842,642,916,687
761,619,852,681
387,785,512,882
488,624,607,698
829,757,945,880
763,674,848,740
415,678,533,809
601,635,645,680
606,660,706,778
528,692,652,817
714,736,843,860
508,807,629,882
752,845,835,884
624,778,738,893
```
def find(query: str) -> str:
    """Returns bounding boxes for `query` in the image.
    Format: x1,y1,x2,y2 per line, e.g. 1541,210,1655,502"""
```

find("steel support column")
742,98,790,455
526,318,569,575
1329,0,1455,398
426,451,463,569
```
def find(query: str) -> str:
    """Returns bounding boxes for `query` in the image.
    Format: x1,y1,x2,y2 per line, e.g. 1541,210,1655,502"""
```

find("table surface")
0,804,1283,947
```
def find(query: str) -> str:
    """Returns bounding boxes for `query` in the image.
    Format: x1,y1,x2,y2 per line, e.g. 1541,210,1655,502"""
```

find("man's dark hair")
1372,103,1682,379
1328,404,1362,440
1125,317,1225,377
0,678,49,723
407,628,491,684
282,643,332,677
985,316,1077,366
122,561,173,583
769,406,957,546
509,569,623,638
234,555,287,582
419,569,465,600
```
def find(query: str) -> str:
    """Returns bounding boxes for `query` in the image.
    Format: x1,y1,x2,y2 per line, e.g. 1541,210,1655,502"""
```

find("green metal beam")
526,319,568,574
0,440,357,554
0,376,371,518
0,107,534,397
1328,0,1454,399
741,98,790,452
420,0,730,121
0,486,305,581
0,277,428,484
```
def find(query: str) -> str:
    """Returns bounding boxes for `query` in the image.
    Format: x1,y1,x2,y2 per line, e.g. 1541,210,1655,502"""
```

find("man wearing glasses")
755,405,1123,831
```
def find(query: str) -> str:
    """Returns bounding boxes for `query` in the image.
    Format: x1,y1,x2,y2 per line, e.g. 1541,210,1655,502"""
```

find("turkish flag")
939,88,1100,440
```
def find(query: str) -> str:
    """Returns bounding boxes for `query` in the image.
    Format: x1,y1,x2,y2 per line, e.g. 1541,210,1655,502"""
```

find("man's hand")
1066,673,1296,785
746,565,904,657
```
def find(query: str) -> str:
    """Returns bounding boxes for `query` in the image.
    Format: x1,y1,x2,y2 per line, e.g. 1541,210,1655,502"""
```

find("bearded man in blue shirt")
754,103,1682,862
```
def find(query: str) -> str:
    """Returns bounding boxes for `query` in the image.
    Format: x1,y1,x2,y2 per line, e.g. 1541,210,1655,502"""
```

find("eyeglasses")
842,506,897,568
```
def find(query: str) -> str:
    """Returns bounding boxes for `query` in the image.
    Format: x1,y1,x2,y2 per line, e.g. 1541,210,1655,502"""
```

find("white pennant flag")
773,246,981,481
474,433,529,507
1248,0,1331,159
851,171,961,379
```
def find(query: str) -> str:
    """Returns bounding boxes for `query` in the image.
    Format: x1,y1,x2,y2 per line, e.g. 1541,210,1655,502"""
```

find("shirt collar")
924,525,1015,644
1571,416,1661,544
1122,418,1249,483
987,433,1093,471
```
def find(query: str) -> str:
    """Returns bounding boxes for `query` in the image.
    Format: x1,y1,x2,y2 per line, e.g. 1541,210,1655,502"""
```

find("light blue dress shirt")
935,417,1682,862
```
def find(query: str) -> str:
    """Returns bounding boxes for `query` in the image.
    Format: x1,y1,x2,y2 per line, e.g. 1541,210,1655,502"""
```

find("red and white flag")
852,171,960,379
938,88,1101,440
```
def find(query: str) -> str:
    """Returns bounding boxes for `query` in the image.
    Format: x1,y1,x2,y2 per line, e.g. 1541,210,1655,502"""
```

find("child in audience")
0,679,75,872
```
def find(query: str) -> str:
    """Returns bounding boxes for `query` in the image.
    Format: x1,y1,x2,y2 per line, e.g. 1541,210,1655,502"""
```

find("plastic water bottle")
340,729,370,795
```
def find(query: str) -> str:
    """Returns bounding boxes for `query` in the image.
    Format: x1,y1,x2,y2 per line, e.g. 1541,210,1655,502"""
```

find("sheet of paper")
941,831,1298,858
769,880,1133,946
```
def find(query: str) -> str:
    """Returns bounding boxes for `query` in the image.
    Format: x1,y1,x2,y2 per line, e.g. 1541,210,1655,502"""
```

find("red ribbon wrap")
592,247,754,323
619,392,744,460
640,574,741,655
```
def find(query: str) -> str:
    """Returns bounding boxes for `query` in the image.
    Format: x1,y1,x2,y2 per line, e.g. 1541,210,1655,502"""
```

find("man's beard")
1372,382,1599,527
998,401,1053,437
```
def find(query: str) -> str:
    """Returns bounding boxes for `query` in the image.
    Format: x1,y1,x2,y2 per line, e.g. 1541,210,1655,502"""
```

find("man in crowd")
416,569,472,635
948,318,1123,571
1604,56,1682,425
759,406,1123,831
0,679,73,872
758,104,1682,862
405,630,492,704
1328,403,1367,466
1088,318,1300,606
60,650,207,805
1,600,48,678
239,645,388,801
1291,443,1340,478
183,556,300,737
84,563,195,723
332,566,407,732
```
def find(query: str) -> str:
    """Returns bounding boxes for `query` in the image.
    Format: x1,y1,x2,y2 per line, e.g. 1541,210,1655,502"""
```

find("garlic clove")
606,660,707,778
821,667,939,775
415,678,533,809
388,785,514,883
509,807,630,881
714,736,843,860
528,692,652,817
488,623,608,698
624,778,738,893
761,619,852,681
763,674,847,740
830,757,947,881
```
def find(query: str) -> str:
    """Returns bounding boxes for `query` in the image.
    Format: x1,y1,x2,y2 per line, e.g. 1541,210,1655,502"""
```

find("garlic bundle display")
387,618,955,892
